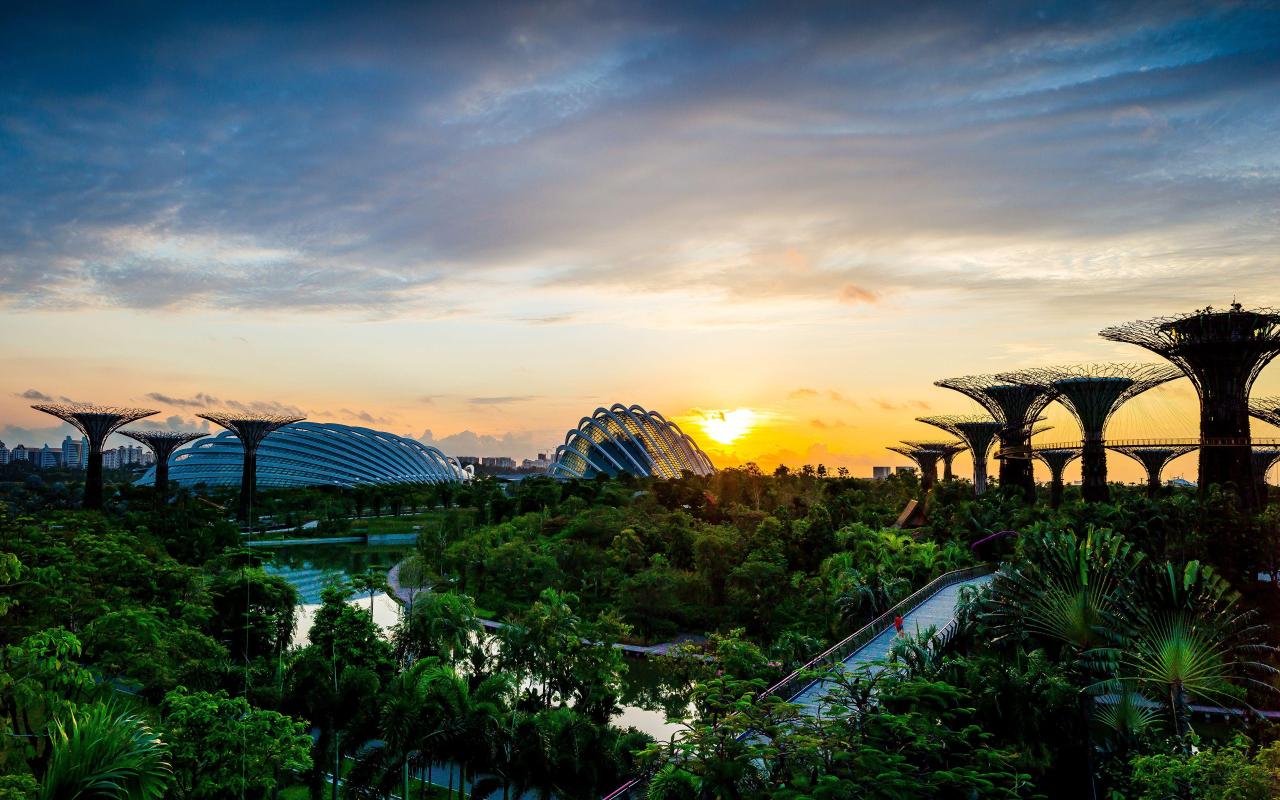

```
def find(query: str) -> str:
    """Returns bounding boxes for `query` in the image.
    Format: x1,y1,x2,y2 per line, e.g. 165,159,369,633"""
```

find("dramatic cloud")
1,2,1276,319
15,389,52,401
418,428,548,460
144,392,220,408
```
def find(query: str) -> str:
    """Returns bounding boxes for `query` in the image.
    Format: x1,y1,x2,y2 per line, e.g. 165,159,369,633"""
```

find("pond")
261,541,687,739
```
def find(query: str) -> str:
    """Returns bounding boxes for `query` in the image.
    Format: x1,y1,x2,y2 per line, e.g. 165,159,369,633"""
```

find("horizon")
4,2,1280,482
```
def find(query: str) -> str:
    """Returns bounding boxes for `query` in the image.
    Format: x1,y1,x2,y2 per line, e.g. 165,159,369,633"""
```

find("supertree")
1101,304,1280,511
887,445,940,492
1012,364,1182,502
917,415,1002,495
1032,447,1081,509
31,403,158,510
900,440,967,481
1107,444,1197,499
197,412,305,522
936,375,1058,502
119,430,208,502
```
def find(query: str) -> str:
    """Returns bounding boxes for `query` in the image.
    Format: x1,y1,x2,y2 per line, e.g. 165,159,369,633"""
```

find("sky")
2,1,1280,482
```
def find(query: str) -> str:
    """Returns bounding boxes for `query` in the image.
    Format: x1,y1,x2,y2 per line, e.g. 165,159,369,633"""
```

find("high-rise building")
61,435,82,468
39,444,60,469
10,445,27,463
481,456,516,468
0,441,8,465
457,456,481,468
872,466,892,479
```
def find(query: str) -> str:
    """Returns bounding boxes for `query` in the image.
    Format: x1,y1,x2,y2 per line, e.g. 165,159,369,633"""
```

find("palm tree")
983,526,1143,800
1092,560,1279,741
39,703,171,800
393,592,480,667
985,526,1142,654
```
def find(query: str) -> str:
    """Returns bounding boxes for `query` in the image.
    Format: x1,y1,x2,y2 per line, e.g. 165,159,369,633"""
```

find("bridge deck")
788,573,995,714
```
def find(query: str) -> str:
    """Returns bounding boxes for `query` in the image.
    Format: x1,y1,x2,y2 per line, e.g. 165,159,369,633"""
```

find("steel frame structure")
900,440,968,481
120,430,208,501
937,374,1058,502
31,403,158,509
917,415,1002,495
1107,444,1197,499
887,444,940,492
1010,363,1182,502
1101,304,1280,511
197,412,305,521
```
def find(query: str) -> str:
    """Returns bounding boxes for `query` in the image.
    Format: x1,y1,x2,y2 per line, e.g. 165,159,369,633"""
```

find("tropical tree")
1092,560,1279,741
393,591,480,666
161,689,310,800
40,703,170,800
985,526,1143,655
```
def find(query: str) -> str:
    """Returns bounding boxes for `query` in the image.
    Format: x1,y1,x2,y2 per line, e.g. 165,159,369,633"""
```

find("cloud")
418,428,548,460
810,419,850,430
874,398,930,411
788,388,818,399
468,396,537,406
144,391,220,408
0,3,1276,319
16,389,53,401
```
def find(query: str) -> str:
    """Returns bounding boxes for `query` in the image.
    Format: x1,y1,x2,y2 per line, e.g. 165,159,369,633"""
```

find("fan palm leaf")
40,703,170,800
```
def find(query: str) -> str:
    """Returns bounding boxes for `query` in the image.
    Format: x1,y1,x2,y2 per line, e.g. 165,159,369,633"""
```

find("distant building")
39,444,60,469
457,456,481,468
61,435,82,468
872,466,892,479
481,456,516,469
0,441,7,465
10,445,28,463
521,452,555,472
896,466,917,476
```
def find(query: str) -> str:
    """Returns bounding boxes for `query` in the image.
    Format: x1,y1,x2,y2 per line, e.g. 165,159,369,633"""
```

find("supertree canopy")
31,403,158,509
887,444,941,491
1250,395,1280,431
900,440,967,481
936,375,1058,502
1101,304,1280,510
917,415,1002,495
1013,363,1182,502
1107,444,1197,499
1032,446,1081,509
119,430,208,501
197,412,305,522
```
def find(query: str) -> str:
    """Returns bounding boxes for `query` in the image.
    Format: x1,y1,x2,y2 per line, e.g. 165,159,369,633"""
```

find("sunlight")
697,408,759,446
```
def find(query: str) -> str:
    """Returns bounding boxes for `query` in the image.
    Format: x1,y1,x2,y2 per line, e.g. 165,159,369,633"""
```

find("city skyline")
4,3,1280,481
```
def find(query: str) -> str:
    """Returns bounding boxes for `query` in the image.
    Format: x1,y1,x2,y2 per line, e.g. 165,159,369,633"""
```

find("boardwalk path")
788,571,995,713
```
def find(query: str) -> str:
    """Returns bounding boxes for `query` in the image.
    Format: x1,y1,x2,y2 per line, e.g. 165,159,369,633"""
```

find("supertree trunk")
1050,473,1064,508
942,454,955,481
85,449,104,510
1201,392,1258,509
1081,439,1108,502
154,458,170,498
239,449,257,522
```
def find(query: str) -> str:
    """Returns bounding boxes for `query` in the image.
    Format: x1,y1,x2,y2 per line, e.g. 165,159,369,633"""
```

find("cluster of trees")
0,465,1277,798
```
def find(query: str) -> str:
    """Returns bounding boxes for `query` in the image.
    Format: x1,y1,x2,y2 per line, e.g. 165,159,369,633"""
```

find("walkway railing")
1026,437,1280,452
756,564,994,705
600,564,995,800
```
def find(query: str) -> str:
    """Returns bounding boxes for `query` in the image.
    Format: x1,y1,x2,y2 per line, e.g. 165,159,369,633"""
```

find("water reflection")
262,542,691,739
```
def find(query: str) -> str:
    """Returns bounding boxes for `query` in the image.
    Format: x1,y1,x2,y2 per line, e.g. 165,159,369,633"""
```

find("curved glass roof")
549,403,715,479
135,422,469,488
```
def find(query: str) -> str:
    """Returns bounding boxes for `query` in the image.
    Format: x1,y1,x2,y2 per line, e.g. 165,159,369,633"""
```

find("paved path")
789,573,995,714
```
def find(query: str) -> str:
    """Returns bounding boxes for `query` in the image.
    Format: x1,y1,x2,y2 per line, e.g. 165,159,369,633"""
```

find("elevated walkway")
601,565,996,800
760,565,994,712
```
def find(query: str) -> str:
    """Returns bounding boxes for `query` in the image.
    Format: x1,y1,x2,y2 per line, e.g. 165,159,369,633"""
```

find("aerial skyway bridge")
601,565,996,800
995,437,1280,460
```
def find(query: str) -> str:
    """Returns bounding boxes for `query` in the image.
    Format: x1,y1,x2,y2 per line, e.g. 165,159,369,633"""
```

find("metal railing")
1027,437,1280,452
755,564,994,705
599,564,996,800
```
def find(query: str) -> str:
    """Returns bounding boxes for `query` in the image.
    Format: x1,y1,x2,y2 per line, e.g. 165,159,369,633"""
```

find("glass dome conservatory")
549,403,715,479
136,421,469,489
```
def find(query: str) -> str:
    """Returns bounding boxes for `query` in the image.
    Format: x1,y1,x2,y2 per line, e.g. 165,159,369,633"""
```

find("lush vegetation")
0,465,1278,798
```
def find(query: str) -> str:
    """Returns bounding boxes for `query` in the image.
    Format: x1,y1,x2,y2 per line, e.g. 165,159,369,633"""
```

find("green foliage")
1126,736,1280,800
161,688,311,800
40,703,170,800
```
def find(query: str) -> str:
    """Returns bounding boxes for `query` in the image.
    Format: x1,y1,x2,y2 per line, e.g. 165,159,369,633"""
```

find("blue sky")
2,1,1278,474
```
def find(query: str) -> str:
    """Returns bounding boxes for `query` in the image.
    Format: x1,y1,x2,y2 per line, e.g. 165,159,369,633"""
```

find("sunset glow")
695,409,761,446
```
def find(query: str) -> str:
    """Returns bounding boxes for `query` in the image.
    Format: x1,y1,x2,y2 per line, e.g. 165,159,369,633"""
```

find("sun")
697,408,759,446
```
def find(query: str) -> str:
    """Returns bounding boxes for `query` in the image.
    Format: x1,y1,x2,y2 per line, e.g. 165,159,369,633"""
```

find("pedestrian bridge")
601,564,996,800
757,565,995,713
